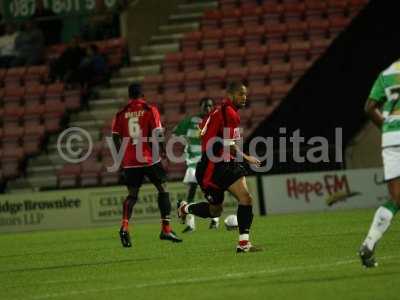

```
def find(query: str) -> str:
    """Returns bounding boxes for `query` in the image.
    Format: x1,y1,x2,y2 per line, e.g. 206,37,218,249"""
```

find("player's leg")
360,177,400,267
182,182,197,233
227,176,261,253
180,189,224,219
119,168,144,248
121,186,140,231
360,148,400,267
181,167,198,232
146,163,182,242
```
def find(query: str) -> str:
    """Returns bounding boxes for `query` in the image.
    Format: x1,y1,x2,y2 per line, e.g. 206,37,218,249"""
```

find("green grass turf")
0,208,399,300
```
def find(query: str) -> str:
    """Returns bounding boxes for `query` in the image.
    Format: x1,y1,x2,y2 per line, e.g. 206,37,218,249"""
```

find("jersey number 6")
128,117,140,145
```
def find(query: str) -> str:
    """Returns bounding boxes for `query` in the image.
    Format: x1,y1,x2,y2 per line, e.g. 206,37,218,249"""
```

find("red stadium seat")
262,2,284,24
267,42,289,64
184,70,205,93
201,29,223,50
185,91,207,113
265,23,287,43
289,41,311,61
2,125,24,144
245,46,267,67
25,84,46,103
305,1,328,21
271,83,292,102
227,67,248,82
221,8,242,29
100,161,120,185
247,65,270,88
222,28,243,48
23,125,45,155
203,49,224,70
283,2,306,22
224,47,246,68
58,163,81,188
327,0,348,17
270,63,292,84
142,75,163,95
308,19,330,39
204,69,227,91
241,4,263,27
163,52,183,73
4,67,27,87
248,86,271,108
2,86,25,105
3,106,24,125
202,10,221,30
310,38,333,57
163,93,185,114
243,25,265,48
1,157,21,179
81,161,103,186
286,20,308,42
219,0,238,11
292,61,313,78
25,65,49,85
329,15,351,36
182,51,204,72
23,104,44,126
45,83,65,102
44,100,65,133
163,73,184,93
181,31,202,51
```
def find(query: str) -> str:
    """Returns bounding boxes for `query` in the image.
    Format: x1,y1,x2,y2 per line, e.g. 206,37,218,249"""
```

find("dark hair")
128,82,143,99
227,81,245,94
199,97,214,106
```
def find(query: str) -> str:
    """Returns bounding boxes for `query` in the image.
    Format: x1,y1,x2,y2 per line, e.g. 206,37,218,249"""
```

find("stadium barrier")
262,168,388,214
0,177,260,233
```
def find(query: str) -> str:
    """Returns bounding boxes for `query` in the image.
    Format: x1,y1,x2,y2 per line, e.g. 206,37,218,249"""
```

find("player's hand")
246,156,261,167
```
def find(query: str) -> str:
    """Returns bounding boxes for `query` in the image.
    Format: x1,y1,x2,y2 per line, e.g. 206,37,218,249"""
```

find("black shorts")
195,153,248,205
123,162,166,189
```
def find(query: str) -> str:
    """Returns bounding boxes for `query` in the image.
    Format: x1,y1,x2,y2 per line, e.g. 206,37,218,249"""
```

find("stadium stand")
2,0,369,192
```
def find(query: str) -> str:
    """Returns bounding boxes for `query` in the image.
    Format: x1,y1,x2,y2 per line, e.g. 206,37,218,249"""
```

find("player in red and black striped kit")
178,82,262,253
111,83,182,247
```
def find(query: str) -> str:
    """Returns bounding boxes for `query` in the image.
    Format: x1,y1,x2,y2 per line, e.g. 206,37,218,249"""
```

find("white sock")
363,206,393,250
239,233,249,242
186,214,195,229
212,217,219,223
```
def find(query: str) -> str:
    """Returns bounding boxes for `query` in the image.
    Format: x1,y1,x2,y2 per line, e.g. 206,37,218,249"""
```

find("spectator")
11,20,45,66
74,44,108,88
0,23,18,68
33,0,62,45
49,37,86,82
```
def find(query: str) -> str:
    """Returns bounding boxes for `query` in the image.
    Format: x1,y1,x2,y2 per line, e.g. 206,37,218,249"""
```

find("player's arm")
111,115,122,152
223,108,260,167
230,144,261,167
365,99,384,128
150,106,166,156
365,75,386,129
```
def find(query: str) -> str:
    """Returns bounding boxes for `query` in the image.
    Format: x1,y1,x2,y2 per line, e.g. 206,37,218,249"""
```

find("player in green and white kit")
173,97,219,232
360,60,400,267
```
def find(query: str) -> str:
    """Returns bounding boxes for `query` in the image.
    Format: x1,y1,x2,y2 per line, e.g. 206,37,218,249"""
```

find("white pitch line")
31,255,398,300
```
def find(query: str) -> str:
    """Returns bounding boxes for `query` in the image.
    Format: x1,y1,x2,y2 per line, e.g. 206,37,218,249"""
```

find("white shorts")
382,146,400,181
183,167,197,184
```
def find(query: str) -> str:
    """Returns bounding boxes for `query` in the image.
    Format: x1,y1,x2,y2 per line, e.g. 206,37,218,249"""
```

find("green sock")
382,201,400,215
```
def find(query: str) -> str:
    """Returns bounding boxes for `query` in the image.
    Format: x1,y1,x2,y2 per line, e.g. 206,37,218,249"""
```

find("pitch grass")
0,209,399,300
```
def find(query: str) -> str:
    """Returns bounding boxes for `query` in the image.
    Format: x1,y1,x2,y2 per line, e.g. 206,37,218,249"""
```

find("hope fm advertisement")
262,168,389,214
